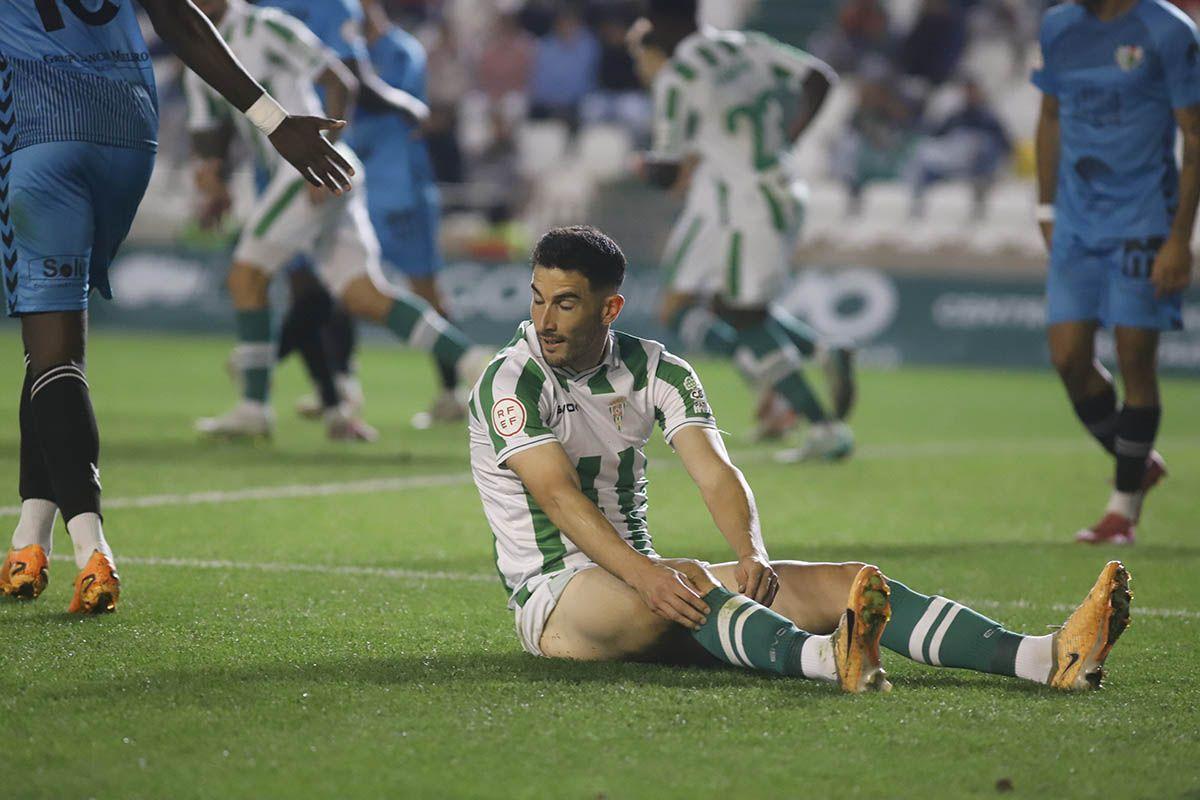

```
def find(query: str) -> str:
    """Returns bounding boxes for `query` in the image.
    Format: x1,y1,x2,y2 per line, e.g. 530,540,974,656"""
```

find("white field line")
4,434,1181,518
43,553,1200,620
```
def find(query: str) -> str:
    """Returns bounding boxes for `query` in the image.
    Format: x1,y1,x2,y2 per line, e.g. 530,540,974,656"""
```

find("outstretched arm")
1152,104,1200,297
786,58,837,143
1034,93,1060,252
506,443,711,629
136,0,355,193
670,426,777,606
343,57,429,124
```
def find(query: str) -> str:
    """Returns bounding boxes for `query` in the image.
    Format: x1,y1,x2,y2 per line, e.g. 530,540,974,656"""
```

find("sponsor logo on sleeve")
491,397,526,438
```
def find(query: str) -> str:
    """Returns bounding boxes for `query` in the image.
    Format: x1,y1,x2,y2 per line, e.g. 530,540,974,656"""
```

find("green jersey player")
468,226,1131,693
630,0,856,461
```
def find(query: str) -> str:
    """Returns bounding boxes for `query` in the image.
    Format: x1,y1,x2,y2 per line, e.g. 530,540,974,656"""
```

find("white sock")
1106,490,1140,520
1013,633,1054,683
11,498,58,555
65,512,114,570
799,634,838,682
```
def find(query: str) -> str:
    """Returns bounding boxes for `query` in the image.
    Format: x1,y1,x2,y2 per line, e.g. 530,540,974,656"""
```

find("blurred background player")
186,0,489,441
630,0,858,462
351,0,464,429
255,0,435,434
0,0,353,611
1033,0,1200,545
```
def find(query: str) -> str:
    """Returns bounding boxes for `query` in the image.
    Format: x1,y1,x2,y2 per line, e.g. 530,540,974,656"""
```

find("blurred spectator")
529,8,601,130
830,59,920,215
811,0,893,74
905,78,1012,219
900,0,967,86
423,17,472,184
476,11,536,139
581,14,652,140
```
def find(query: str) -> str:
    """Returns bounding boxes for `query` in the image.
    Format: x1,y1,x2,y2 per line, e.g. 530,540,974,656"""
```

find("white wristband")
245,93,287,136
1035,203,1055,223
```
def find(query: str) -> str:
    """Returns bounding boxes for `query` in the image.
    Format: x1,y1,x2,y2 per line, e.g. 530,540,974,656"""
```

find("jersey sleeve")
650,68,698,161
309,0,369,63
183,68,231,133
474,355,558,468
1031,15,1059,96
652,351,717,444
260,12,335,77
1158,14,1200,109
746,32,825,95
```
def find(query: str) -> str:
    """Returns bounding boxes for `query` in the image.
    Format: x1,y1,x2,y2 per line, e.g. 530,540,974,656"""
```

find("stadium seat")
516,120,571,180
576,124,633,183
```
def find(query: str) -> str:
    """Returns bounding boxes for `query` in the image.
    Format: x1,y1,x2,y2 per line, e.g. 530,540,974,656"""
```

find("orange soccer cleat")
832,564,893,693
67,550,120,614
0,545,50,599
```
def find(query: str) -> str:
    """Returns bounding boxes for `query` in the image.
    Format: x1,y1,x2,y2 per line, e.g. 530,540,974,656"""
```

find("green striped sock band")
691,587,813,677
384,297,470,375
881,580,1023,676
235,308,272,403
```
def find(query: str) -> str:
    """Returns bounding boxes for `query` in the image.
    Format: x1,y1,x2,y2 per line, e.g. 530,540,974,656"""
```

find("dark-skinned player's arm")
670,426,778,607
774,43,837,144
314,59,360,142
1153,104,1200,297
136,0,355,193
506,442,711,629
1034,93,1060,253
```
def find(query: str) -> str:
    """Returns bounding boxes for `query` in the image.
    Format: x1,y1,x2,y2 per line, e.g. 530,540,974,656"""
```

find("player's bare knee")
665,558,719,594
340,276,392,322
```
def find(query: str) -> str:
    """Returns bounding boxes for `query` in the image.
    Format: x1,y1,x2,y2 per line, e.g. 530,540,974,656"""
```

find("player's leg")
196,173,316,439
377,193,464,428
2,141,152,612
729,560,1131,690
1111,325,1162,516
537,559,891,693
326,199,491,401
1048,320,1117,451
276,263,341,419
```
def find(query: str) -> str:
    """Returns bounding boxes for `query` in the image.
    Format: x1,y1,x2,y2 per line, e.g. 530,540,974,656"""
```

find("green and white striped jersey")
184,0,333,175
469,322,718,608
651,27,824,184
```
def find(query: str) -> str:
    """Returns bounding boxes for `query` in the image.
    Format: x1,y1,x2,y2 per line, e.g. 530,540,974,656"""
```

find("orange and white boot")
0,545,50,599
67,549,120,614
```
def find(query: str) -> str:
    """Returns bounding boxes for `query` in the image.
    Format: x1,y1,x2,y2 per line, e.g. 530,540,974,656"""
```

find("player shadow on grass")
17,648,1068,698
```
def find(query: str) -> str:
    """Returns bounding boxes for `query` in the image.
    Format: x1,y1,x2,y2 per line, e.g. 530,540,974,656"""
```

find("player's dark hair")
643,0,697,55
532,226,627,293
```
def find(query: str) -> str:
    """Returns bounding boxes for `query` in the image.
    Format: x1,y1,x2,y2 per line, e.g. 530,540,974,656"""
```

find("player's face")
530,266,623,370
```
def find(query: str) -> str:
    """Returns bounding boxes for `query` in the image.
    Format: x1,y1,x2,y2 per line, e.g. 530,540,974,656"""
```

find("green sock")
690,587,834,680
733,324,828,423
767,308,819,358
384,296,471,376
235,308,273,403
668,306,737,357
881,580,1025,676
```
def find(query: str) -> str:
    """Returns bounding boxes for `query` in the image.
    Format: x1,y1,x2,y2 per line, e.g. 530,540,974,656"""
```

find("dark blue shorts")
1047,231,1184,331
1,141,154,316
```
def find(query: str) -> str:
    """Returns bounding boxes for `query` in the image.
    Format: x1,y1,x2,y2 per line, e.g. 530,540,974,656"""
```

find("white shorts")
512,564,598,657
233,145,380,298
663,170,806,308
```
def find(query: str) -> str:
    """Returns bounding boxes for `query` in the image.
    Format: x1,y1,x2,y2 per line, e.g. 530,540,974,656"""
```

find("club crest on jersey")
491,397,526,438
609,397,626,431
1115,45,1144,72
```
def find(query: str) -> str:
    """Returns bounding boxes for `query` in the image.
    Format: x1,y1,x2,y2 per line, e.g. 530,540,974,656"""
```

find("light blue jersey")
0,0,157,152
254,0,367,63
1032,0,1200,242
347,27,441,277
1033,0,1198,331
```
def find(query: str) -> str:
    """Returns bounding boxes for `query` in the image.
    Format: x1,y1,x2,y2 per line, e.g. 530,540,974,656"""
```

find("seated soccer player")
468,226,1132,692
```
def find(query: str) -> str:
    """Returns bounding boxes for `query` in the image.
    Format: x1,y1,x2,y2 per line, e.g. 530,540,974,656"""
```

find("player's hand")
632,562,710,630
1039,221,1054,253
1150,235,1193,298
268,116,355,195
735,553,778,606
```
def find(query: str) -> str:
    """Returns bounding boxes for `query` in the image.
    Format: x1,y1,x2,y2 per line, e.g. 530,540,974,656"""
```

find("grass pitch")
0,331,1197,799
